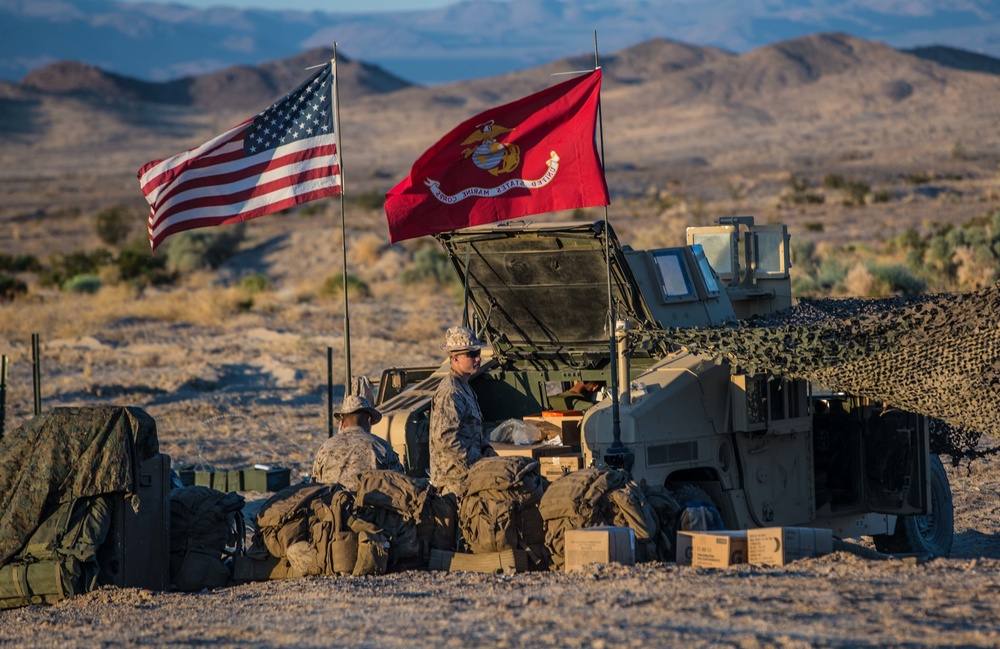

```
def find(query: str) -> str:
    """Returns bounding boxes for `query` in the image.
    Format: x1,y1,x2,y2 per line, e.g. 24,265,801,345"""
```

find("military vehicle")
370,216,954,558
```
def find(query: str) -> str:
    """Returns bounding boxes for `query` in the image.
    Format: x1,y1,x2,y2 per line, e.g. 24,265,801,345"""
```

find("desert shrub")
803,222,824,232
0,273,27,301
822,174,846,190
790,239,818,276
352,189,385,211
240,273,270,295
904,172,932,185
116,245,177,287
93,206,133,247
780,173,824,205
63,273,102,294
868,264,927,296
165,224,246,272
40,249,113,288
842,179,871,207
321,273,371,299
0,253,41,272
872,188,891,203
815,256,848,290
400,247,457,286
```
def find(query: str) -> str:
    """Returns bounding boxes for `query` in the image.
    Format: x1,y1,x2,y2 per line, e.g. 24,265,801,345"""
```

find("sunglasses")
456,349,481,359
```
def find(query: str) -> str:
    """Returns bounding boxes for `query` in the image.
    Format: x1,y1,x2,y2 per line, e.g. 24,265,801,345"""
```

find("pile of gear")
241,456,677,579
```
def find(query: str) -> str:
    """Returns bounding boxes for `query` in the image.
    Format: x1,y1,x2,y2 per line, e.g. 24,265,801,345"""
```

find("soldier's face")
450,349,481,378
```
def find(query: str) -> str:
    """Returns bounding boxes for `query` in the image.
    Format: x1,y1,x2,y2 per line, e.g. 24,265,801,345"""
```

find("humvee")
370,216,954,558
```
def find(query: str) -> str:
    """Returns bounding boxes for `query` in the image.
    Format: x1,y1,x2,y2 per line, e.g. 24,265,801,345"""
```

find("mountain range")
3,30,1000,256
2,0,999,86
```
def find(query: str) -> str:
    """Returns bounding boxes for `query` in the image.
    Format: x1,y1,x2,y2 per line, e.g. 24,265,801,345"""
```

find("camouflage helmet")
440,325,484,354
335,394,382,425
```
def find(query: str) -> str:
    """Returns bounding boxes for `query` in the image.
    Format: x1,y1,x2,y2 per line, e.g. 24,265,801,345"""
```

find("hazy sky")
119,0,478,11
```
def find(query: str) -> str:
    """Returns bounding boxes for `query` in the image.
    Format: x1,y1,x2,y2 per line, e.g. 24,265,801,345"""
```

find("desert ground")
3,205,1000,647
4,33,1000,647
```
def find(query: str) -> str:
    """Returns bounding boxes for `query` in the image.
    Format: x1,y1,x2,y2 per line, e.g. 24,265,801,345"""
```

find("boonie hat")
335,394,382,424
439,325,484,354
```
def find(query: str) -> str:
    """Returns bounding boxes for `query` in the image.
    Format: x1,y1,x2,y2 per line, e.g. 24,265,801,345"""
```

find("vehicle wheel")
872,455,954,558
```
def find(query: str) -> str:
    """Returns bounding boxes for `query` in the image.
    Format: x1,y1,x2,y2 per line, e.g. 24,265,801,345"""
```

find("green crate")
227,468,244,491
244,466,291,492
210,472,228,492
194,470,213,487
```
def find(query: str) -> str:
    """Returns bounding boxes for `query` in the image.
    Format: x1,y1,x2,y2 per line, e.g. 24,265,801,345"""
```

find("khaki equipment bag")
458,456,548,568
0,496,113,610
538,468,661,569
168,486,245,592
352,470,435,573
248,482,357,577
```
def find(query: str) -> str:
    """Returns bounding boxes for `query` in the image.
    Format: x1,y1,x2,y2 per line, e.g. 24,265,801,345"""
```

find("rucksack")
351,469,433,574
169,486,245,592
538,468,661,569
0,496,113,609
458,456,548,568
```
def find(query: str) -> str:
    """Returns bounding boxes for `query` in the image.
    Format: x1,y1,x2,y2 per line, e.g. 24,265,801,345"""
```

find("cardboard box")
492,442,574,459
564,527,635,572
523,414,582,447
748,527,834,566
539,455,584,482
676,531,749,568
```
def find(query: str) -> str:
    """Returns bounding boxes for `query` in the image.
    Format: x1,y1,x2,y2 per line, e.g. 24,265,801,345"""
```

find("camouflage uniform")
430,371,497,497
312,426,404,492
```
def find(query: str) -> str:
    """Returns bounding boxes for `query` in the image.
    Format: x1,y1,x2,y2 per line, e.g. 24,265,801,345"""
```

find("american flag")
139,62,341,252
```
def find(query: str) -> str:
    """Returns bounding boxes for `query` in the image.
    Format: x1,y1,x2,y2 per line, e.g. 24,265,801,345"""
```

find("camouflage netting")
652,281,1000,464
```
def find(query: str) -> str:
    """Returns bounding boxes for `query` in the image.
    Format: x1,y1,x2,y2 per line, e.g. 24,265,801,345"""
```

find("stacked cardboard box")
523,413,583,447
492,442,574,459
538,455,584,481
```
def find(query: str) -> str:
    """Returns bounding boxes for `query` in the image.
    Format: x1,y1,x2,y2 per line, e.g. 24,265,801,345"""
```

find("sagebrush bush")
400,247,456,286
93,206,133,246
165,224,246,273
0,273,27,301
321,273,371,299
63,273,102,294
240,273,270,295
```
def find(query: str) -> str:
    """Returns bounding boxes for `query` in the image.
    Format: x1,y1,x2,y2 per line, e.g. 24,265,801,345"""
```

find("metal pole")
327,347,335,438
593,31,632,473
332,44,352,397
31,333,41,416
0,355,7,441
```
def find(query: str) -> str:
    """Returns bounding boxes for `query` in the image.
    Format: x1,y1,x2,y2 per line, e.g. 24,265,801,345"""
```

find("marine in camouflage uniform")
430,326,497,497
312,395,403,492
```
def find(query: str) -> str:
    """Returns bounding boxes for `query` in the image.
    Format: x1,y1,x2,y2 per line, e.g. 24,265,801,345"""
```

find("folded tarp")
0,406,159,565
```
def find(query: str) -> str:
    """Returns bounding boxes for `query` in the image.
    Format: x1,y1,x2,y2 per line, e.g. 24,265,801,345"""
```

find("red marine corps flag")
384,69,609,242
138,62,342,253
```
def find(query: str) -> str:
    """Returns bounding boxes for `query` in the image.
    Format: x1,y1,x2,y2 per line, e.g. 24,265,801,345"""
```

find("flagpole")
332,43,353,398
594,31,630,473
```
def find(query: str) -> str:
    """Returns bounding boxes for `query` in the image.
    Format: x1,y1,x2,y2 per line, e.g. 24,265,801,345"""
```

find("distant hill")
1,0,999,86
18,48,412,110
2,31,1000,225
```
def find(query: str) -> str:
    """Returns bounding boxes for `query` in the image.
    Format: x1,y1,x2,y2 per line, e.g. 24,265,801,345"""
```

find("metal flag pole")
332,43,353,398
593,31,631,473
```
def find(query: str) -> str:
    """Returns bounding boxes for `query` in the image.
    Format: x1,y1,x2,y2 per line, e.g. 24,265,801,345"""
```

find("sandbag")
169,486,245,592
458,456,547,567
0,496,112,610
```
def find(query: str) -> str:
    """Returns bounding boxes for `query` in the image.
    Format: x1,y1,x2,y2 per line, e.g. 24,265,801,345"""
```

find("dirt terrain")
4,32,1000,647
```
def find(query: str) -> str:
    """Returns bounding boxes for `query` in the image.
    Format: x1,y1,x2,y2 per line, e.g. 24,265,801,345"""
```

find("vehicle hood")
437,220,658,369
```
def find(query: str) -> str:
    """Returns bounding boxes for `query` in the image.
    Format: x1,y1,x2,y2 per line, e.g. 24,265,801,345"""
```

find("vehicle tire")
872,455,953,558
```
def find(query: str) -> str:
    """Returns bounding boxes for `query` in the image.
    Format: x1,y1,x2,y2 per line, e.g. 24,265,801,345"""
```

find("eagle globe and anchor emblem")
424,120,562,204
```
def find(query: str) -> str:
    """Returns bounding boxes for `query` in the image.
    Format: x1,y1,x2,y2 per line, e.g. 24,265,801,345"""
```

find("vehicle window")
692,244,720,294
652,249,695,299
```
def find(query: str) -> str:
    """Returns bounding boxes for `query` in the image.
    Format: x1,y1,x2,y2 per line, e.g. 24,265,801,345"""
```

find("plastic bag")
489,419,544,445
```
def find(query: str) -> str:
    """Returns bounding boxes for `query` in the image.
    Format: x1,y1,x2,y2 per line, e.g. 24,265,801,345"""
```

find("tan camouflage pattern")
335,394,382,424
657,283,1000,462
0,406,159,564
439,326,483,353
429,371,497,497
312,425,403,491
